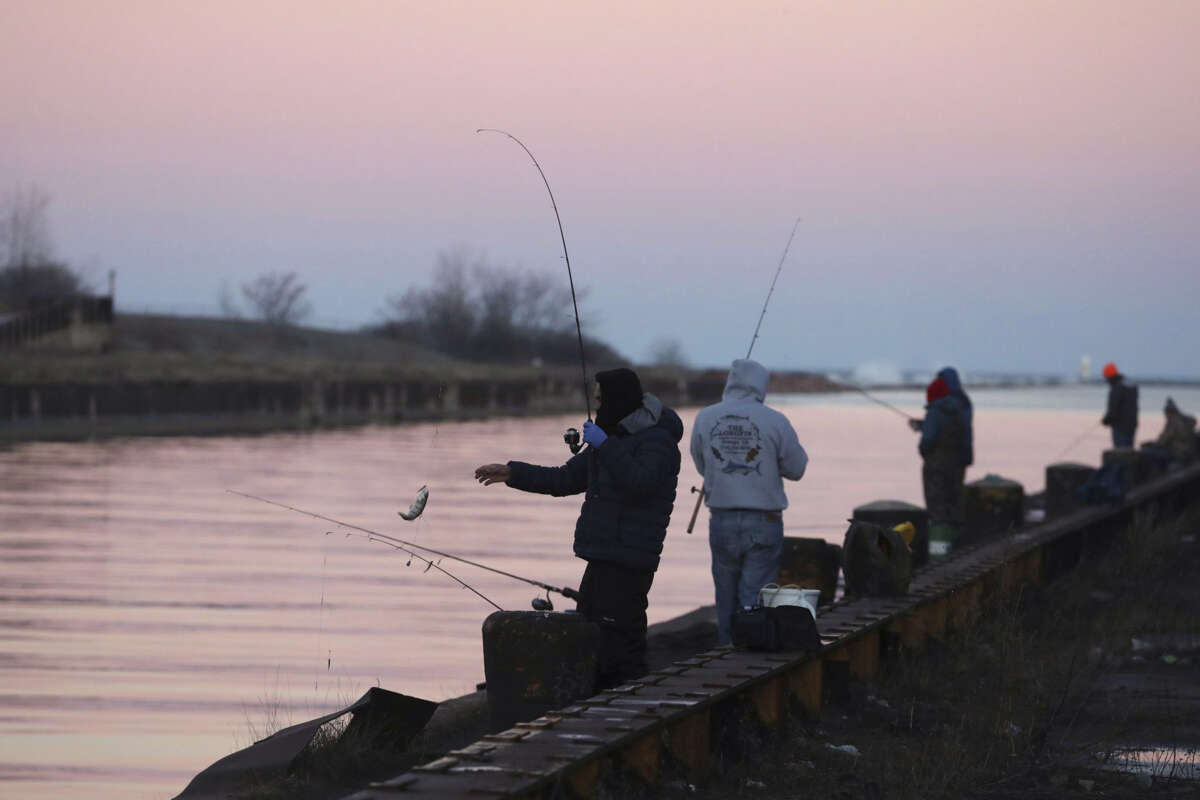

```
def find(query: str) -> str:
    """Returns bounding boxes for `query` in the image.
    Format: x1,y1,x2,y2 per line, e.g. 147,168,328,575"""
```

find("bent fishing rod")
688,216,802,533
228,490,579,603
477,128,590,454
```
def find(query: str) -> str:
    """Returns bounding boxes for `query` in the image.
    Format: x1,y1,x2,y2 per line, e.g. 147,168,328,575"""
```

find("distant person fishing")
690,359,808,646
474,368,683,689
1141,396,1198,469
910,367,973,551
1100,362,1138,448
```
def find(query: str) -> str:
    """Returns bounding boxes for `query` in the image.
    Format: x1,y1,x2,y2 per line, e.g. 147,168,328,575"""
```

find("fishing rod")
477,128,590,455
1053,421,1104,460
746,216,802,359
847,383,919,423
229,490,579,607
689,217,802,532
336,530,501,610
229,490,501,610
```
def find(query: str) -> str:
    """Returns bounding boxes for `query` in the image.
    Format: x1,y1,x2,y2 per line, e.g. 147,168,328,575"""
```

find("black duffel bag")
731,606,777,650
731,604,819,653
772,605,821,653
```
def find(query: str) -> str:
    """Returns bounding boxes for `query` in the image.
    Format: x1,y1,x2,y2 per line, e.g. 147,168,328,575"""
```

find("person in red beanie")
918,375,969,553
1100,362,1138,447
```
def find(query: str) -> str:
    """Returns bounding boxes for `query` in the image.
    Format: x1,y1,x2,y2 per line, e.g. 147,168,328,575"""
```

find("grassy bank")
4,312,841,389
675,508,1200,800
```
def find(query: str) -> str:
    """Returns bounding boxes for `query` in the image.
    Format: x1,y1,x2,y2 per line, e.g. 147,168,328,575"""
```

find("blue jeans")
709,509,784,646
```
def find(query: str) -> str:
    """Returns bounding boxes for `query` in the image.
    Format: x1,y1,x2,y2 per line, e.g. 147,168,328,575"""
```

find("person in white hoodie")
690,359,809,646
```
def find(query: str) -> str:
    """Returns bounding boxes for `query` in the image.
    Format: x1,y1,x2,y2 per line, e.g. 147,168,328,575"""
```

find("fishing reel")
564,427,582,454
531,591,554,611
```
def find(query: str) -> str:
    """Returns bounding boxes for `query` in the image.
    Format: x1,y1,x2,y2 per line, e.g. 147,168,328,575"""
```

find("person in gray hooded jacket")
690,359,808,646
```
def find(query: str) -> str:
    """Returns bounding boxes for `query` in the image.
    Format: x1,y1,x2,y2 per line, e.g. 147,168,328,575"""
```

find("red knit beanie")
926,377,949,403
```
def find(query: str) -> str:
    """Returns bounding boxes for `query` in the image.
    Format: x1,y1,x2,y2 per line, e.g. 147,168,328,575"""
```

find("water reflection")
2,386,1199,799
1098,746,1200,780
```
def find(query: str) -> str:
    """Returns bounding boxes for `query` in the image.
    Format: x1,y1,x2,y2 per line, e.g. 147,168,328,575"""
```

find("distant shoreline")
0,360,840,444
7,374,1200,446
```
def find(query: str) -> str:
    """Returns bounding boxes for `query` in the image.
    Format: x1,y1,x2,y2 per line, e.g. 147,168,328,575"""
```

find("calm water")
2,384,1197,799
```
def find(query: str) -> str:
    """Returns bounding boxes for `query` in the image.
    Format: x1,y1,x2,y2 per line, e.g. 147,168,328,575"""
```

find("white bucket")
758,583,821,619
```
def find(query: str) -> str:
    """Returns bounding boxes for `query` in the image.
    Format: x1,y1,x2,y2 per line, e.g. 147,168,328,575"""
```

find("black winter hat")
595,368,644,434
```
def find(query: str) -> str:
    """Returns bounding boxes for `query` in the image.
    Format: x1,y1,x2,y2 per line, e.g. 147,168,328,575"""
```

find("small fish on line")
398,485,429,521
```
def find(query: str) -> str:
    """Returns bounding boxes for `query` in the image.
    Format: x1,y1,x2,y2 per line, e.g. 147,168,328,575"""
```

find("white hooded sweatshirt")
689,359,808,511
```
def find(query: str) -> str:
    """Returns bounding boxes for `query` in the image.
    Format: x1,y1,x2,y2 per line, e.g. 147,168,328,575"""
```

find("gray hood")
620,393,663,435
722,359,769,403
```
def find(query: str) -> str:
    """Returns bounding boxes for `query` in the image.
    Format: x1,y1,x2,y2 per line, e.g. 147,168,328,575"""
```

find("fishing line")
229,490,503,611
229,490,579,602
315,545,328,693
477,128,591,453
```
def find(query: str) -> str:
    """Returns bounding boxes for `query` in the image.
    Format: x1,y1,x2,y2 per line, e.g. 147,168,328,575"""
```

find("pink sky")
3,0,1198,375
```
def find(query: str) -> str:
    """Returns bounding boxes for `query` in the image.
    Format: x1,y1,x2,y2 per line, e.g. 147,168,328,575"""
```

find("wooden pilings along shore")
342,461,1200,800
0,369,793,442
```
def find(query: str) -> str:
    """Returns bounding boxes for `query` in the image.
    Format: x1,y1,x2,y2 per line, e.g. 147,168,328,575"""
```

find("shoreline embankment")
328,455,1200,800
0,361,839,443
169,436,1200,799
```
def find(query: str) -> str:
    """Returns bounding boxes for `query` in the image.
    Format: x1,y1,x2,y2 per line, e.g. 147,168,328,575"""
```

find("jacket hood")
722,359,769,403
937,366,972,413
620,393,683,442
937,367,964,396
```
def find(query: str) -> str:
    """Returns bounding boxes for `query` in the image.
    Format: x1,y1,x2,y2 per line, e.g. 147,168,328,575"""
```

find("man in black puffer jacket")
474,368,683,688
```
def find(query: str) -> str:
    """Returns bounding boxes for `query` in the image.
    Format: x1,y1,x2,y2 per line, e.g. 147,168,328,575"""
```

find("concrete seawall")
0,368,838,442
340,461,1200,799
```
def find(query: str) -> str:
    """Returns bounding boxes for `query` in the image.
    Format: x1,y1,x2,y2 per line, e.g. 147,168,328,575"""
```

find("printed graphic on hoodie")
708,415,763,476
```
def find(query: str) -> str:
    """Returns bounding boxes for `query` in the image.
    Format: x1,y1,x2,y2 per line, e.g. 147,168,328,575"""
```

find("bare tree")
381,249,620,364
387,250,478,356
1,186,54,269
0,186,85,311
648,338,688,368
217,281,242,318
240,270,312,326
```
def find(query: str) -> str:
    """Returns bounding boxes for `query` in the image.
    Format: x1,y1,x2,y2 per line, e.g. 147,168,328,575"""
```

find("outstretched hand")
474,463,511,486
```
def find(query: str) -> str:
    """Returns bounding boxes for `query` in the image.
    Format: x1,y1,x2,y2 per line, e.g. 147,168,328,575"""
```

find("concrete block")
964,474,1024,541
777,537,842,606
1045,462,1096,518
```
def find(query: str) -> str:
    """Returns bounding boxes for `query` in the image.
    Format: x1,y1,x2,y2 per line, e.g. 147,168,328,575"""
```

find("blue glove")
582,420,608,447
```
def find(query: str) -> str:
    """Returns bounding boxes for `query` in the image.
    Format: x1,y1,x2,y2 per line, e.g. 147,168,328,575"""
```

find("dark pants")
922,462,966,527
576,560,655,690
1112,428,1135,448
